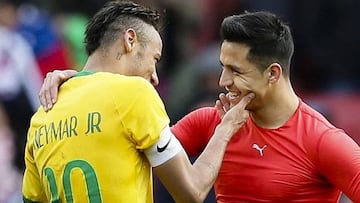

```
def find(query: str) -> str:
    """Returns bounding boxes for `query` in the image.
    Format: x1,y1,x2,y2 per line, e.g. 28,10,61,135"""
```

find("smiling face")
121,24,162,86
219,41,270,110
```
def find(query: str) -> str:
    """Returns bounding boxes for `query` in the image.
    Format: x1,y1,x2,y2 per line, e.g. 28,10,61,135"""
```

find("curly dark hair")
84,0,161,55
220,11,294,76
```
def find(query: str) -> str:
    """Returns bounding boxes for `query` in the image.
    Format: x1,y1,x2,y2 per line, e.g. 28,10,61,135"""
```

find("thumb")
234,92,255,109
59,70,77,80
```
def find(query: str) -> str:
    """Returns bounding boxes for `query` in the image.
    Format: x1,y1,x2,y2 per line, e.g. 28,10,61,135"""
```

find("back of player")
22,72,169,203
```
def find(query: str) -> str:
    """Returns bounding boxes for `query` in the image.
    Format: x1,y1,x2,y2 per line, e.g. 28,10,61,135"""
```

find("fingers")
215,92,255,120
215,93,230,119
60,69,78,80
39,69,77,112
219,93,230,112
232,92,255,110
221,92,254,124
218,98,251,137
39,73,51,111
39,87,47,111
215,100,225,118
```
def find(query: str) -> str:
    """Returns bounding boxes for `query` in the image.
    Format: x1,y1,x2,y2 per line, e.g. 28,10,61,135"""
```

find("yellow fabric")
22,72,169,203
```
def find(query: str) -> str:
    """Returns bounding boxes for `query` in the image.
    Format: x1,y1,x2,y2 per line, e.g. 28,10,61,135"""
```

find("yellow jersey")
22,71,170,203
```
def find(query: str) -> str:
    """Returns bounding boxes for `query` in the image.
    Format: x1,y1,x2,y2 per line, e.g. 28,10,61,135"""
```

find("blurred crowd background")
0,0,359,202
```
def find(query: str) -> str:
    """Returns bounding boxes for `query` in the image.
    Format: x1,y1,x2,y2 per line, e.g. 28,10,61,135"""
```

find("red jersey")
171,100,360,202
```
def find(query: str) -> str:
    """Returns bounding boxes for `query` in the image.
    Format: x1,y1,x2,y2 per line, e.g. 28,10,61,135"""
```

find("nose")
150,71,159,86
218,69,232,88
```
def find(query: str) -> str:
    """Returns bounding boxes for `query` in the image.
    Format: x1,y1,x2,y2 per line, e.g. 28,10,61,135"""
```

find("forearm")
153,126,234,203
190,125,234,200
154,93,253,203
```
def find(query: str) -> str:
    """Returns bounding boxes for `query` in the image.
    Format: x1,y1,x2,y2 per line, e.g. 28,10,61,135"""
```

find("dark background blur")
0,0,359,202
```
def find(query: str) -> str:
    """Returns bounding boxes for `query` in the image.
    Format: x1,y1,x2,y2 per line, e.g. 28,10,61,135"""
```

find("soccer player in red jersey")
39,11,360,202
171,11,360,202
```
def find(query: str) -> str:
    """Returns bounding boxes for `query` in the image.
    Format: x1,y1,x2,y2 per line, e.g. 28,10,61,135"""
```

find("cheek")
236,76,267,92
233,76,253,91
233,78,268,107
248,86,269,110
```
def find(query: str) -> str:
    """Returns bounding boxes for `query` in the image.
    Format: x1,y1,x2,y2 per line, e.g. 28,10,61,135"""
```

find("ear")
267,63,282,84
123,28,137,53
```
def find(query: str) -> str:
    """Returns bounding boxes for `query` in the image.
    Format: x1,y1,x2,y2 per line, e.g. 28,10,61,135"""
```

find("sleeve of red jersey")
316,130,360,202
171,107,221,157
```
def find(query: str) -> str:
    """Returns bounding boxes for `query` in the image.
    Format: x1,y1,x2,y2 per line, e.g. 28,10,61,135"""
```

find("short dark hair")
84,0,161,55
220,11,294,76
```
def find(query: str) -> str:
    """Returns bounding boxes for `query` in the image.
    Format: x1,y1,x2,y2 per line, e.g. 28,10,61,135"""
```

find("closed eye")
220,61,243,74
155,57,161,64
230,66,243,75
231,67,241,74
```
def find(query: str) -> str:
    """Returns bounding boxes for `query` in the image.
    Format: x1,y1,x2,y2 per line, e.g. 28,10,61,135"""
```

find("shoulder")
297,100,349,156
172,106,220,133
91,72,149,85
88,73,157,96
183,106,219,123
297,100,340,133
190,106,219,117
171,106,220,156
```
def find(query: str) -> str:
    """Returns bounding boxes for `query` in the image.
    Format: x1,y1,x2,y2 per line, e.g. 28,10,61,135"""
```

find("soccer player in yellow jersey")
22,1,254,203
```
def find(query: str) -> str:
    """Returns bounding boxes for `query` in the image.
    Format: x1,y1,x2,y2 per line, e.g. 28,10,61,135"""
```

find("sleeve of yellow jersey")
22,134,48,203
120,77,170,150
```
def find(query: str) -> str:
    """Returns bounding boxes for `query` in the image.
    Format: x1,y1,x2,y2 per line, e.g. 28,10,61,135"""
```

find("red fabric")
301,91,360,145
171,100,360,202
36,43,71,78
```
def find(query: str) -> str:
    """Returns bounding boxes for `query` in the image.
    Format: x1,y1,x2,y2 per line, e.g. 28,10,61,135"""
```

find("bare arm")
153,93,254,203
39,70,77,111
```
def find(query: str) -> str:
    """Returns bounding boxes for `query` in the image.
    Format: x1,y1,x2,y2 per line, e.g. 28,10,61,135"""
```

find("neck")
251,80,299,129
82,53,107,72
82,51,123,74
